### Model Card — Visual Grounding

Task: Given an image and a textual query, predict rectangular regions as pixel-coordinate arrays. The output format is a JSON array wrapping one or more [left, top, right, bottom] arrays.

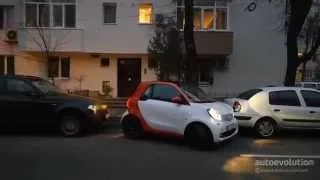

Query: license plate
[[226, 124, 234, 131]]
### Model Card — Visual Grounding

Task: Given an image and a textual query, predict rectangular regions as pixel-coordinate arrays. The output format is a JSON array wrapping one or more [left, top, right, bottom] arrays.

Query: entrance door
[[117, 58, 141, 97]]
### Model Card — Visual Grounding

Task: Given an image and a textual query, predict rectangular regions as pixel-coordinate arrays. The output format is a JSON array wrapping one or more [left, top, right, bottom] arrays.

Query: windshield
[[180, 85, 214, 103], [31, 79, 63, 95]]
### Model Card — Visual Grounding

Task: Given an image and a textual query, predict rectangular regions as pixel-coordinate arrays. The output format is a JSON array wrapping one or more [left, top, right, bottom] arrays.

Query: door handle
[[310, 111, 316, 114], [273, 109, 280, 112]]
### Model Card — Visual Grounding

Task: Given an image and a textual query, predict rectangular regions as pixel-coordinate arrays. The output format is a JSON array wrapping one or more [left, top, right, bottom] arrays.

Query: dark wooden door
[[117, 58, 141, 97]]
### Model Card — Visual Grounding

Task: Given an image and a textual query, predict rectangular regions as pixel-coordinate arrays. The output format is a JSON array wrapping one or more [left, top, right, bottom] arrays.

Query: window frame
[[138, 3, 153, 25], [300, 90, 320, 107], [103, 2, 117, 25], [0, 55, 15, 76], [24, 0, 77, 28], [176, 1, 230, 31], [150, 84, 182, 103], [268, 90, 301, 107], [48, 56, 70, 79]]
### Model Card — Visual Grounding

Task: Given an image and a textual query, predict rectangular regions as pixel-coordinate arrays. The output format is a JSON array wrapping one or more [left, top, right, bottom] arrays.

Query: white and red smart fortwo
[[120, 81, 238, 148]]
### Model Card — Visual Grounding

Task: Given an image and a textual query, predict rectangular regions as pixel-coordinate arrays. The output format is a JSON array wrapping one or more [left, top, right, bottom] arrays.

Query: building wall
[[209, 0, 287, 97], [18, 0, 174, 54]]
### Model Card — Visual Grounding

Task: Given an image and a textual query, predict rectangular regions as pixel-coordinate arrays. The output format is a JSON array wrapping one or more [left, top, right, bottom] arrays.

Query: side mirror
[[171, 96, 186, 105]]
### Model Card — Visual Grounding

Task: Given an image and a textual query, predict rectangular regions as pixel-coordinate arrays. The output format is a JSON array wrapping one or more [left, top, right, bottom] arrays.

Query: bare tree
[[248, 0, 319, 86], [298, 11, 320, 81]]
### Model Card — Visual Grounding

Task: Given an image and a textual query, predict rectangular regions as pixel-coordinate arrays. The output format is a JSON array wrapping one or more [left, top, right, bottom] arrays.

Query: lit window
[[138, 3, 153, 24], [177, 0, 229, 31]]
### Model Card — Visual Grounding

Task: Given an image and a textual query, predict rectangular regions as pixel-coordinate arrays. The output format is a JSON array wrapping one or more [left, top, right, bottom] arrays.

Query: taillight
[[233, 101, 241, 112]]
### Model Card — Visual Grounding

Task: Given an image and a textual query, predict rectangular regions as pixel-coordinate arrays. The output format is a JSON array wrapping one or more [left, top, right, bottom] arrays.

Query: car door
[[0, 77, 11, 126], [4, 77, 43, 126], [299, 90, 320, 128], [268, 90, 306, 128], [138, 84, 189, 134]]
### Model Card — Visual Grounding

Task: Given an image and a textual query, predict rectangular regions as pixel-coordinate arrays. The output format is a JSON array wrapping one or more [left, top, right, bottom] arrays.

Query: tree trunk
[[284, 0, 313, 86], [184, 0, 198, 85]]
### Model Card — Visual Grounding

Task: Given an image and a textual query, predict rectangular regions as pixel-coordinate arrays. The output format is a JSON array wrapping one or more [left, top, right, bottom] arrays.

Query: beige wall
[[9, 52, 157, 98]]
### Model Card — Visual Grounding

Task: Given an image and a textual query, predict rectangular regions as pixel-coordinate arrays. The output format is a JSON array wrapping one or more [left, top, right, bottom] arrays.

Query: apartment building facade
[[0, 0, 286, 97]]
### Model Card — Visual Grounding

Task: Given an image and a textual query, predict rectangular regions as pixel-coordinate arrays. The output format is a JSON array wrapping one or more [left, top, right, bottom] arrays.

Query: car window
[[151, 84, 180, 102], [301, 90, 320, 107], [0, 77, 4, 94], [304, 83, 316, 89], [7, 78, 36, 94], [269, 90, 301, 106], [237, 89, 262, 100], [141, 85, 153, 99]]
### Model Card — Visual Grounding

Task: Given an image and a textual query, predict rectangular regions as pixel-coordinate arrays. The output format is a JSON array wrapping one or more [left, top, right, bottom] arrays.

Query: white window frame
[[0, 55, 15, 75], [103, 2, 117, 25], [48, 56, 71, 79], [24, 0, 77, 29], [176, 1, 230, 31]]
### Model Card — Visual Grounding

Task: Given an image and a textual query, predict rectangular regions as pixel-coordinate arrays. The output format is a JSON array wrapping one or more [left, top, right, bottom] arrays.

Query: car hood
[[45, 93, 104, 105], [194, 101, 234, 115]]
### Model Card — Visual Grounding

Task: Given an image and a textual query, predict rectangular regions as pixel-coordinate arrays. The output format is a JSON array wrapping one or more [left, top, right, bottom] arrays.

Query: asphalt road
[[0, 122, 320, 180]]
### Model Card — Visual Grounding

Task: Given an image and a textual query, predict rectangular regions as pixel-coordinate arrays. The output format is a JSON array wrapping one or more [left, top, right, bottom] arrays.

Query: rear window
[[269, 90, 301, 106], [237, 89, 262, 100]]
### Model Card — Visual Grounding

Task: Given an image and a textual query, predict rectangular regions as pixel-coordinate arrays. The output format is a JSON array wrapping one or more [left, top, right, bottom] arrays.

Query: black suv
[[0, 75, 110, 136]]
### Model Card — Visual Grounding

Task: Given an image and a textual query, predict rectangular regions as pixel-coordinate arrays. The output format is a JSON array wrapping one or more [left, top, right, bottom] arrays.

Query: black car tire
[[59, 115, 84, 137], [185, 123, 213, 150], [122, 116, 143, 139], [254, 118, 277, 138]]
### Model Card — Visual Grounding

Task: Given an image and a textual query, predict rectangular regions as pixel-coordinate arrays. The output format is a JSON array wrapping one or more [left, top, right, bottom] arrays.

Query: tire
[[59, 115, 84, 137], [121, 116, 143, 139], [254, 118, 277, 138], [185, 123, 213, 150]]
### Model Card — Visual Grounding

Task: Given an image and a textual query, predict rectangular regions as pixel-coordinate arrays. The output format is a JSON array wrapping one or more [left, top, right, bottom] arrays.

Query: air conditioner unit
[[4, 29, 18, 43]]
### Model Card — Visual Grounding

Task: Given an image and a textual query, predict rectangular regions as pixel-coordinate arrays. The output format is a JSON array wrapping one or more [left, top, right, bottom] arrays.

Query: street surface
[[0, 121, 320, 180]]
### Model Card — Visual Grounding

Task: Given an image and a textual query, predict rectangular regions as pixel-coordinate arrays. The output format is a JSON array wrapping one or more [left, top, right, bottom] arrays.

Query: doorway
[[117, 58, 141, 97]]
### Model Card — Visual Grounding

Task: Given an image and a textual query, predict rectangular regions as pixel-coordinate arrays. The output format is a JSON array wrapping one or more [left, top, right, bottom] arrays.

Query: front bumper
[[210, 118, 239, 143], [86, 109, 111, 124]]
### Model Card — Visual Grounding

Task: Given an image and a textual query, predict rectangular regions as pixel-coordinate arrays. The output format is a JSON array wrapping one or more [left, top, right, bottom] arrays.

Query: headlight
[[88, 104, 108, 113], [207, 108, 222, 121]]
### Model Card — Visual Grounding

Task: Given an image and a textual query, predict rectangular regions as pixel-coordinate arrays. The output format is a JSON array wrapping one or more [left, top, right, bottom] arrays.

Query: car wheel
[[255, 118, 277, 138], [60, 115, 83, 137], [185, 123, 213, 150], [122, 116, 143, 139]]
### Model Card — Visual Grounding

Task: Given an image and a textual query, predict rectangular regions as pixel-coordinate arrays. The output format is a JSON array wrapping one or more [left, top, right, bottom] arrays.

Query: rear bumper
[[234, 113, 261, 128]]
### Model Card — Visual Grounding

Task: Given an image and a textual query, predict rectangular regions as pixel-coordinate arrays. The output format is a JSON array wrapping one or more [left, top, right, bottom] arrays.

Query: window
[[0, 7, 3, 29], [301, 90, 320, 107], [152, 84, 180, 102], [7, 78, 35, 94], [138, 3, 153, 24], [237, 89, 263, 100], [141, 86, 153, 99], [48, 56, 70, 78], [103, 3, 117, 24], [61, 57, 70, 78], [0, 55, 15, 75], [177, 0, 229, 31], [198, 60, 213, 83], [25, 0, 76, 28], [269, 90, 301, 106], [100, 57, 110, 67]]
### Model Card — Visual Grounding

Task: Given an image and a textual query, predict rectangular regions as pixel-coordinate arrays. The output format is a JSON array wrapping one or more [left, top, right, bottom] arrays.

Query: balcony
[[18, 28, 85, 53], [182, 31, 234, 57]]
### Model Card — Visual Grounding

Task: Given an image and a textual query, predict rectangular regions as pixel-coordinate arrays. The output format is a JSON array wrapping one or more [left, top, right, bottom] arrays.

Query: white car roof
[[259, 86, 319, 92]]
